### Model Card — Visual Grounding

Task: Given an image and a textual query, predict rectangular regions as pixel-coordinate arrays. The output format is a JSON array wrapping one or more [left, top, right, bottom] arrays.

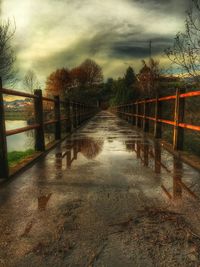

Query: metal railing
[[0, 78, 97, 179], [112, 88, 200, 152]]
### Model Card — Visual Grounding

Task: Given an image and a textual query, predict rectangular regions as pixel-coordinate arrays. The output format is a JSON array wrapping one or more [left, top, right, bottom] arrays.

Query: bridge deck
[[1, 111, 200, 266]]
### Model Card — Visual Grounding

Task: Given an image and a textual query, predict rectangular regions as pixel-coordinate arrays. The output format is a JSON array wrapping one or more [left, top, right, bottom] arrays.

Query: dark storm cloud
[[33, 23, 174, 76], [133, 0, 191, 10], [110, 36, 174, 58], [32, 25, 144, 72], [41, 0, 191, 70], [128, 0, 192, 22]]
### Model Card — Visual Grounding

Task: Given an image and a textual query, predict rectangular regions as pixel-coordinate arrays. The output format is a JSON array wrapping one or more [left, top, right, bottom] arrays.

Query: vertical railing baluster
[[130, 104, 132, 124], [173, 88, 185, 150], [154, 94, 162, 138], [34, 89, 45, 151], [54, 95, 61, 140], [76, 103, 78, 127], [65, 99, 71, 133], [143, 99, 149, 132], [136, 101, 139, 127], [78, 103, 81, 126], [76, 103, 79, 126], [0, 77, 9, 179], [132, 104, 135, 125], [70, 102, 74, 130], [72, 102, 75, 129]]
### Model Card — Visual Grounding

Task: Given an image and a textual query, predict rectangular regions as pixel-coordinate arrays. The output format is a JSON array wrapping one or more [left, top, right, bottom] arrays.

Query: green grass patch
[[8, 149, 35, 166]]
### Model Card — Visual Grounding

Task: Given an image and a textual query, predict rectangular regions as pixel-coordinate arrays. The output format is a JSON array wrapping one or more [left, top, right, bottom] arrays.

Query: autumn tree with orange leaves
[[45, 59, 103, 102], [137, 58, 160, 97], [70, 59, 103, 88], [45, 68, 71, 99]]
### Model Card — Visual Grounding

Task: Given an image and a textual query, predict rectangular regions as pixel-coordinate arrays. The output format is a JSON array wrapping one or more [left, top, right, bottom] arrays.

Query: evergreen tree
[[110, 79, 127, 106], [124, 66, 136, 88]]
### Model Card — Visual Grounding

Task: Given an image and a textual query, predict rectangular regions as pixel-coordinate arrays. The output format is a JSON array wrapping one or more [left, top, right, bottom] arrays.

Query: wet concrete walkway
[[1, 111, 200, 266]]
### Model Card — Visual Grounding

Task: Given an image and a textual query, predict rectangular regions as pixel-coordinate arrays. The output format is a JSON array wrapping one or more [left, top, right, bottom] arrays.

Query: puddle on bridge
[[1, 111, 200, 266]]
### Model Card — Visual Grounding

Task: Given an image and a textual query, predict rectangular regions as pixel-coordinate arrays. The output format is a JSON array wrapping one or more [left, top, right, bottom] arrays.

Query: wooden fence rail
[[0, 79, 97, 179], [112, 88, 200, 151]]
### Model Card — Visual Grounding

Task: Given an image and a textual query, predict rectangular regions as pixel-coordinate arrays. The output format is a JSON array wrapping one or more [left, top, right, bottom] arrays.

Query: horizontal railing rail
[[0, 78, 98, 179], [111, 88, 200, 152], [116, 90, 200, 106]]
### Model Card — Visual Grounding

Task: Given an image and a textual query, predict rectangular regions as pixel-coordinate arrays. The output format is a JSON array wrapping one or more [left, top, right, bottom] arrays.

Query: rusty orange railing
[[112, 89, 200, 151]]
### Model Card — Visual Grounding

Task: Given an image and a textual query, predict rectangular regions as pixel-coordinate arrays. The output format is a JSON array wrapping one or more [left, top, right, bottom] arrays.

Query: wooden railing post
[[78, 103, 81, 126], [80, 104, 82, 123], [65, 99, 71, 133], [136, 101, 139, 127], [0, 78, 9, 179], [34, 89, 45, 151], [154, 95, 162, 138], [75, 103, 78, 127], [80, 104, 83, 124], [70, 102, 74, 130], [71, 102, 74, 129], [54, 95, 61, 140], [73, 102, 77, 128], [143, 99, 149, 132], [76, 103, 79, 126], [129, 104, 131, 123], [127, 105, 129, 122], [82, 105, 85, 122], [132, 103, 135, 125], [173, 88, 185, 150]]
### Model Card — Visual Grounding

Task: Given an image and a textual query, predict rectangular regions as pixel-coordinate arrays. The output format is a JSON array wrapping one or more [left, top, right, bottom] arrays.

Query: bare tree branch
[[23, 70, 40, 93], [0, 19, 17, 85], [165, 0, 200, 84]]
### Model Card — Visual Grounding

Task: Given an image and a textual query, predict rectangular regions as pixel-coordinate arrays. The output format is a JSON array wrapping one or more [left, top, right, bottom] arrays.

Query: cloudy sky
[[1, 0, 191, 86]]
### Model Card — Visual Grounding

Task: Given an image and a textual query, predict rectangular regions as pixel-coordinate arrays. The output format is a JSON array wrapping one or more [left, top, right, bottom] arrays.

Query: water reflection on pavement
[[1, 111, 200, 266]]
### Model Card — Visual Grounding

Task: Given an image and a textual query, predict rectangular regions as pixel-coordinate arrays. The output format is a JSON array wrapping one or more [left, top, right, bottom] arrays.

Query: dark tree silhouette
[[0, 20, 16, 85], [124, 66, 136, 88], [137, 59, 160, 97], [165, 0, 200, 83]]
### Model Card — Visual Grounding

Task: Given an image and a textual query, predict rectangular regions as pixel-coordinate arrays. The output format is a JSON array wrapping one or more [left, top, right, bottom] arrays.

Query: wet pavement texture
[[1, 111, 200, 266]]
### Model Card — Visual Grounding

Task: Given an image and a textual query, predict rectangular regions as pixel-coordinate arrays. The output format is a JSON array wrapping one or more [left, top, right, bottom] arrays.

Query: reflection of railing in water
[[0, 79, 98, 179], [127, 140, 198, 201], [38, 193, 52, 211], [129, 140, 167, 173], [55, 137, 104, 171]]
